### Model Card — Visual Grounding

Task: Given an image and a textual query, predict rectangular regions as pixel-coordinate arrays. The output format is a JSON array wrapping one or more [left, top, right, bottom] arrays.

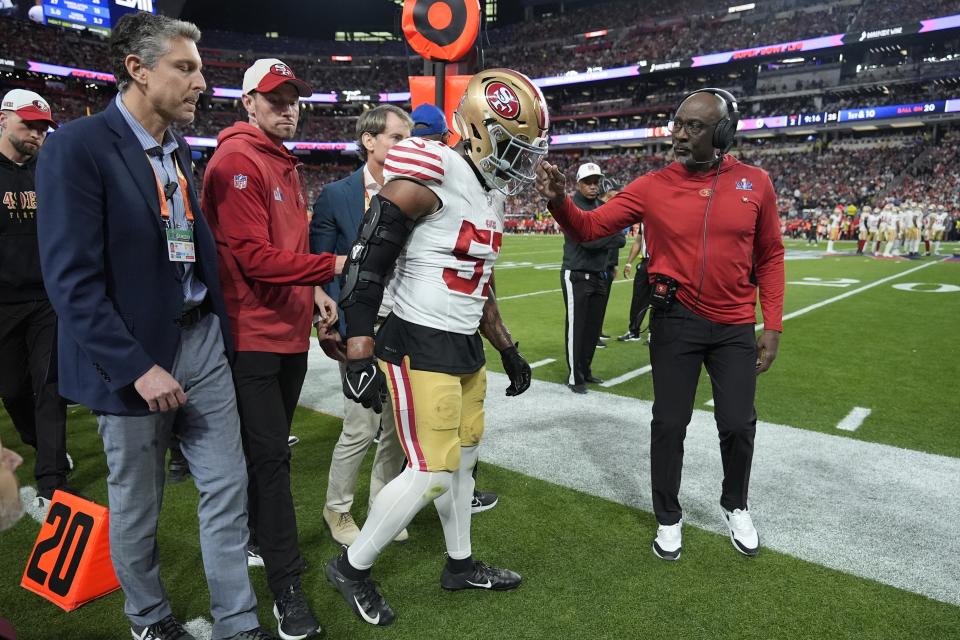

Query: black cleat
[[273, 583, 321, 639], [567, 383, 587, 394], [325, 553, 395, 626], [471, 491, 498, 514], [441, 560, 521, 591], [131, 615, 196, 640], [584, 375, 604, 384]]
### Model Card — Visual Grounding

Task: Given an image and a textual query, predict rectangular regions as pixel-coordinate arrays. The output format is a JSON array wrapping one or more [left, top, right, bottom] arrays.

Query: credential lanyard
[[149, 154, 195, 227]]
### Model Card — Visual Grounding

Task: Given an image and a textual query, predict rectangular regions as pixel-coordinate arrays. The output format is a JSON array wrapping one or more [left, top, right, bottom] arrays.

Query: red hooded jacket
[[202, 122, 335, 353], [549, 155, 785, 331]]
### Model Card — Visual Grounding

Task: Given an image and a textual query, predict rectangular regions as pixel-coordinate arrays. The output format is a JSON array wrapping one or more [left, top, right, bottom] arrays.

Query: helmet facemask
[[475, 123, 548, 196]]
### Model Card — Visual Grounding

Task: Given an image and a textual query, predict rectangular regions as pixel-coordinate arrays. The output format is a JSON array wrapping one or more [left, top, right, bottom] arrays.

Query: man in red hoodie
[[536, 89, 784, 562], [202, 58, 344, 640]]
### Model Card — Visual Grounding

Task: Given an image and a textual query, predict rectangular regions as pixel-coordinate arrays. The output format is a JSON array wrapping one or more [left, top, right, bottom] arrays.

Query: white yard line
[[603, 259, 948, 387], [599, 365, 652, 387], [837, 407, 872, 432], [184, 618, 213, 640], [756, 258, 946, 331], [499, 278, 629, 301], [528, 358, 556, 369]]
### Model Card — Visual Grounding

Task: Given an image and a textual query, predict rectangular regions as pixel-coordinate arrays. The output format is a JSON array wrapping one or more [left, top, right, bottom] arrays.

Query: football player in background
[[881, 203, 898, 257], [324, 69, 546, 626], [825, 206, 842, 253], [931, 208, 948, 255], [856, 205, 871, 255]]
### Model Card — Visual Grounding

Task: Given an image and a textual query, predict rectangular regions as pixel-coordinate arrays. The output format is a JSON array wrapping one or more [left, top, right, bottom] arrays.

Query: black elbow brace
[[340, 194, 415, 338]]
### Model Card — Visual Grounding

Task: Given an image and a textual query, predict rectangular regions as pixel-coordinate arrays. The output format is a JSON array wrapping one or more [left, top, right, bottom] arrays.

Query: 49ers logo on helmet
[[484, 81, 520, 120], [271, 63, 293, 77]]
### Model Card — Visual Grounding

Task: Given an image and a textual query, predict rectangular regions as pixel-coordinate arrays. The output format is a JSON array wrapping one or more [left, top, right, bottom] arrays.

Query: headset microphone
[[679, 87, 740, 314]]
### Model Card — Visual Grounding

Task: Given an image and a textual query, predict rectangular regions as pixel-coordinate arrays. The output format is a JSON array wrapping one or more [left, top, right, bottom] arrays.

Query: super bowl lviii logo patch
[[485, 81, 520, 120], [233, 174, 248, 190], [736, 178, 753, 191]]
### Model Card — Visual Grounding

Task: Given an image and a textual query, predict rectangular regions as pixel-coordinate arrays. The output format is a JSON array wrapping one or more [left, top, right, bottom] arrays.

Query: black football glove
[[343, 356, 385, 413], [500, 342, 531, 397]]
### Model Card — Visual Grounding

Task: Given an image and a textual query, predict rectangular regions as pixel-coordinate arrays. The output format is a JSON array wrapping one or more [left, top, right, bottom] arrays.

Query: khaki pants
[[325, 360, 406, 513]]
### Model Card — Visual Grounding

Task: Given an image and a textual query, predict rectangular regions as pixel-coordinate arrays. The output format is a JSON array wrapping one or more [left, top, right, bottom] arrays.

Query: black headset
[[677, 88, 740, 312], [683, 87, 740, 153]]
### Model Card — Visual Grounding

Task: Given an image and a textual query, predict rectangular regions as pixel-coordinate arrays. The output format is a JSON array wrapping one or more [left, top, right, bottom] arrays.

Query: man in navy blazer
[[309, 105, 412, 546], [35, 13, 271, 640]]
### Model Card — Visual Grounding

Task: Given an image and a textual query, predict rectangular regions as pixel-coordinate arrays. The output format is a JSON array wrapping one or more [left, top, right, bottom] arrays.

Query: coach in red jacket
[[202, 58, 344, 639], [536, 89, 784, 562]]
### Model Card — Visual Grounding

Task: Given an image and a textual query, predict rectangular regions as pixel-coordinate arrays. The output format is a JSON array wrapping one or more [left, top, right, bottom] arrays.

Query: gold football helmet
[[454, 68, 550, 195]]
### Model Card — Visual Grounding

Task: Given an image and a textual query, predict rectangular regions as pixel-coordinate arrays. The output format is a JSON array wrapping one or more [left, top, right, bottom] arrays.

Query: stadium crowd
[[4, 0, 960, 95]]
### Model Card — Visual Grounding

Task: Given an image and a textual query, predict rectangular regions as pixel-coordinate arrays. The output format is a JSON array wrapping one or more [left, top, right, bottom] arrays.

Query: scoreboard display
[[42, 0, 156, 37]]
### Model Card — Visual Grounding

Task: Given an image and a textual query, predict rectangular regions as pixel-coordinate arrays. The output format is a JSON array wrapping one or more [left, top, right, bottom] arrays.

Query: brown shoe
[[323, 507, 360, 545]]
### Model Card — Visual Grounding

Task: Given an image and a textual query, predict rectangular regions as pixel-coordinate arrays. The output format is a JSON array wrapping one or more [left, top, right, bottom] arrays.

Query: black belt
[[175, 297, 212, 329]]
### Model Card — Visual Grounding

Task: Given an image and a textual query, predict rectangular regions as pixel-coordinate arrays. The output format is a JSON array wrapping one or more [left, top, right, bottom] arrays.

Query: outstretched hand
[[535, 161, 567, 207]]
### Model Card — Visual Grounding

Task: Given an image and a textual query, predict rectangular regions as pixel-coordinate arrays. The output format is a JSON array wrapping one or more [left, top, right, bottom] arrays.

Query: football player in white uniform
[[880, 204, 898, 257], [932, 209, 948, 255], [826, 206, 843, 253], [324, 69, 549, 627]]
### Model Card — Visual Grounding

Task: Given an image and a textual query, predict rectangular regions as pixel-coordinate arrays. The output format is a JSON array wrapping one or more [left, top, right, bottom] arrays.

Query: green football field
[[2, 235, 959, 639]]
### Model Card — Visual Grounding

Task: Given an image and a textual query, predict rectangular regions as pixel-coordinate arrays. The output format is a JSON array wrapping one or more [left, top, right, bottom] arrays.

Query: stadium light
[[728, 3, 755, 13]]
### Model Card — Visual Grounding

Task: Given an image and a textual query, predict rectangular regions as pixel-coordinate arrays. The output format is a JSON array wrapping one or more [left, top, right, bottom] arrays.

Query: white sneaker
[[721, 506, 759, 556], [652, 520, 682, 560]]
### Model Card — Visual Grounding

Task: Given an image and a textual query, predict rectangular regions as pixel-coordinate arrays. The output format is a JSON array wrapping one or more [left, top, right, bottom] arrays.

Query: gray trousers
[[325, 360, 406, 513], [98, 313, 258, 639]]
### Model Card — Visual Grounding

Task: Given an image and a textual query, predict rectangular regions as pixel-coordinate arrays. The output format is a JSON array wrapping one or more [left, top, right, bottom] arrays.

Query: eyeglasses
[[669, 118, 718, 136]]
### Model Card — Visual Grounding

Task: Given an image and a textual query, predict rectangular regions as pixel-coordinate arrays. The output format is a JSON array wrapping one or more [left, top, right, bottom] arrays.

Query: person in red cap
[[202, 57, 342, 640], [0, 89, 73, 512]]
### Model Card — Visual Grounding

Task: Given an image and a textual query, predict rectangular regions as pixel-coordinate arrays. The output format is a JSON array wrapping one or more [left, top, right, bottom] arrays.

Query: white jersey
[[902, 210, 919, 229], [382, 137, 505, 335], [878, 210, 894, 231], [865, 213, 879, 232], [933, 212, 948, 230], [829, 213, 842, 229]]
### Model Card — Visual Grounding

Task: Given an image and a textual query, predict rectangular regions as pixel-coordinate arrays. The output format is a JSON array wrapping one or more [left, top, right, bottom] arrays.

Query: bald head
[[671, 91, 731, 172], [677, 91, 729, 122]]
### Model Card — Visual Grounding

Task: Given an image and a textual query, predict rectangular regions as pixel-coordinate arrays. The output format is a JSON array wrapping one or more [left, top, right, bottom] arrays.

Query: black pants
[[648, 303, 757, 525], [596, 266, 616, 337], [628, 260, 652, 334], [0, 299, 68, 493], [561, 269, 606, 386], [233, 350, 308, 597]]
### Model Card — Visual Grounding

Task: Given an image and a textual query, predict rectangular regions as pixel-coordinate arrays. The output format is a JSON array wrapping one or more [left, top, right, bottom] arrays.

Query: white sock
[[434, 445, 479, 561], [348, 466, 451, 570], [884, 240, 894, 256], [913, 238, 921, 254], [826, 240, 834, 253], [934, 240, 941, 253]]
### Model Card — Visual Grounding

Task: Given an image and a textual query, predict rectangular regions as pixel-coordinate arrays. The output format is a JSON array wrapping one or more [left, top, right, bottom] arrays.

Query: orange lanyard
[[149, 154, 195, 225]]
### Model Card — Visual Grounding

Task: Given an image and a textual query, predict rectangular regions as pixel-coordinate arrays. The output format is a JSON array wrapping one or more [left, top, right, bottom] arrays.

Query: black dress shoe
[[567, 383, 587, 394], [585, 375, 604, 384]]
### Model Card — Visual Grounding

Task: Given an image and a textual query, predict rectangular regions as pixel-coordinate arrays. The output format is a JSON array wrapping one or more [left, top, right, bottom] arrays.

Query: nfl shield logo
[[233, 174, 248, 190], [736, 178, 753, 191]]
